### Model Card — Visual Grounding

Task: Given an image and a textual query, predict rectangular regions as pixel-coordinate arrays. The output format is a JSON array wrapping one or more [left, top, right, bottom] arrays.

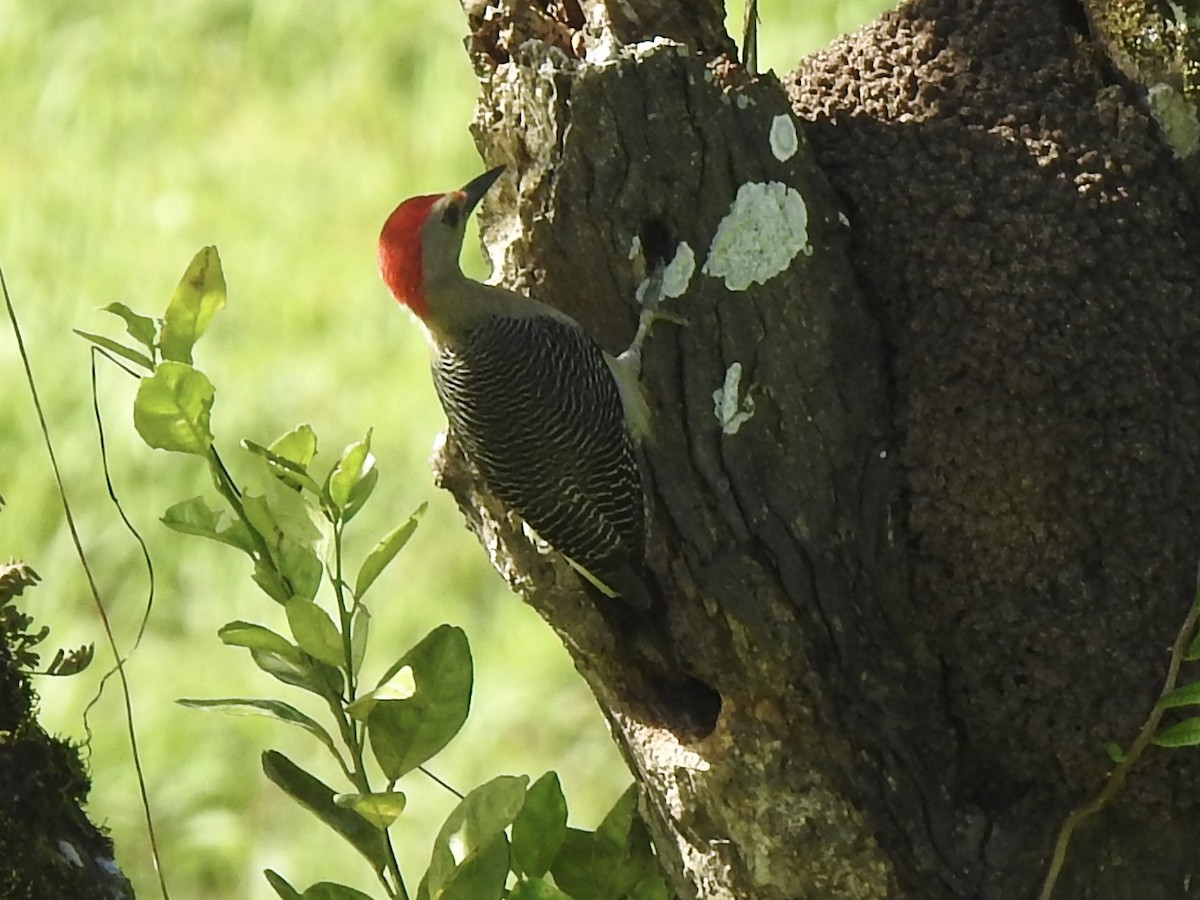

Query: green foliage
[[1152, 593, 1200, 749], [133, 361, 216, 455], [1155, 679, 1200, 711], [423, 775, 527, 899], [159, 246, 226, 365], [90, 248, 669, 899], [356, 506, 426, 601], [551, 788, 667, 900], [1151, 716, 1200, 748], [265, 870, 377, 900], [368, 625, 473, 782], [513, 773, 568, 879], [0, 560, 93, 676], [1186, 625, 1200, 661], [263, 749, 392, 876]]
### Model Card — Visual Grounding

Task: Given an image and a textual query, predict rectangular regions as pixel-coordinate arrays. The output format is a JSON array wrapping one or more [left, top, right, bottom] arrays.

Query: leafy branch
[[80, 246, 671, 900]]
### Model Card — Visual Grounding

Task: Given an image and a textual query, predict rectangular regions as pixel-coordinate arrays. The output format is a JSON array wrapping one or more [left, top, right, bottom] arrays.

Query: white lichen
[[703, 181, 811, 291], [586, 28, 684, 66], [97, 856, 123, 876], [712, 362, 756, 434], [769, 114, 798, 161], [57, 841, 83, 867], [635, 240, 696, 304], [581, 2, 622, 65], [584, 32, 620, 65], [661, 241, 695, 299], [632, 36, 685, 57], [633, 36, 681, 55]]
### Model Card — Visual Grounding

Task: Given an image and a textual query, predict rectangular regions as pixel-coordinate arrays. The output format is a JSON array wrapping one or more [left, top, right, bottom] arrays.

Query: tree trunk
[[0, 562, 135, 899], [440, 1, 1200, 897]]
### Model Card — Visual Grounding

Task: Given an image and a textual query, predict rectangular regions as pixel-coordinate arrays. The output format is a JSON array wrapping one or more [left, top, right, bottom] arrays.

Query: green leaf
[[1103, 741, 1126, 764], [253, 559, 293, 604], [1186, 626, 1200, 662], [325, 432, 375, 519], [262, 750, 387, 874], [595, 785, 639, 848], [1158, 680, 1200, 710], [346, 665, 416, 721], [74, 330, 153, 371], [133, 361, 215, 455], [251, 648, 344, 702], [244, 438, 322, 495], [102, 301, 157, 350], [551, 787, 655, 900], [551, 829, 622, 900], [621, 809, 666, 895], [177, 698, 342, 764], [162, 496, 256, 555], [285, 599, 345, 668], [242, 486, 320, 545], [242, 493, 323, 602], [629, 873, 671, 900], [507, 879, 574, 900], [45, 644, 95, 677], [355, 503, 427, 600], [333, 790, 407, 829], [161, 246, 226, 364], [218, 620, 301, 661], [264, 869, 302, 900], [298, 883, 376, 900], [367, 625, 473, 780], [1153, 715, 1200, 748], [277, 540, 323, 601], [264, 872, 375, 900], [513, 772, 568, 878], [350, 606, 370, 677], [597, 786, 663, 894], [436, 833, 509, 900], [270, 423, 318, 467], [343, 467, 378, 523], [427, 775, 527, 899]]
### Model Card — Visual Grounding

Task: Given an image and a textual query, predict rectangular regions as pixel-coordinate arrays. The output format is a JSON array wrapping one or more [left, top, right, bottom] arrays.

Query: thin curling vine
[[80, 247, 671, 900]]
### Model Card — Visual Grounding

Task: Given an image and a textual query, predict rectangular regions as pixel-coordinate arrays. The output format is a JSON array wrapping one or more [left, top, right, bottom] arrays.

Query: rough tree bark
[[438, 1, 1200, 897], [0, 562, 134, 899]]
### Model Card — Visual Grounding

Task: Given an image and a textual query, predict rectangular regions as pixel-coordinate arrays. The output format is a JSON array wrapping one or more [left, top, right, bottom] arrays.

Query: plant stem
[[332, 519, 358, 701], [419, 765, 464, 800], [207, 450, 284, 593], [330, 516, 409, 900], [4, 266, 172, 899]]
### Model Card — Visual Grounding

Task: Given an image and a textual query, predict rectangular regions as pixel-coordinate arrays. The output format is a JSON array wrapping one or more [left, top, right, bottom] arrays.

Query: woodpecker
[[378, 167, 656, 611]]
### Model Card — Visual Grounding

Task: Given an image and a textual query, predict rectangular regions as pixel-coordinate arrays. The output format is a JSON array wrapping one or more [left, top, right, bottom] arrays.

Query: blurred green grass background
[[0, 1, 892, 897]]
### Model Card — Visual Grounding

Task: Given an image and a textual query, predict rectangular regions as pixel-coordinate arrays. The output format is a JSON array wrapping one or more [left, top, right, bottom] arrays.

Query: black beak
[[460, 166, 505, 214]]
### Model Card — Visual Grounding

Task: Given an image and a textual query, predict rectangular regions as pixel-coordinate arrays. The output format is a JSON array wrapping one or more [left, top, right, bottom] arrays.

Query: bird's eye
[[441, 202, 462, 230]]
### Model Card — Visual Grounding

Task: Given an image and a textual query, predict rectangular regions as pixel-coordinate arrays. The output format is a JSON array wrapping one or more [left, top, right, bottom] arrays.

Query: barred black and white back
[[432, 313, 650, 609]]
